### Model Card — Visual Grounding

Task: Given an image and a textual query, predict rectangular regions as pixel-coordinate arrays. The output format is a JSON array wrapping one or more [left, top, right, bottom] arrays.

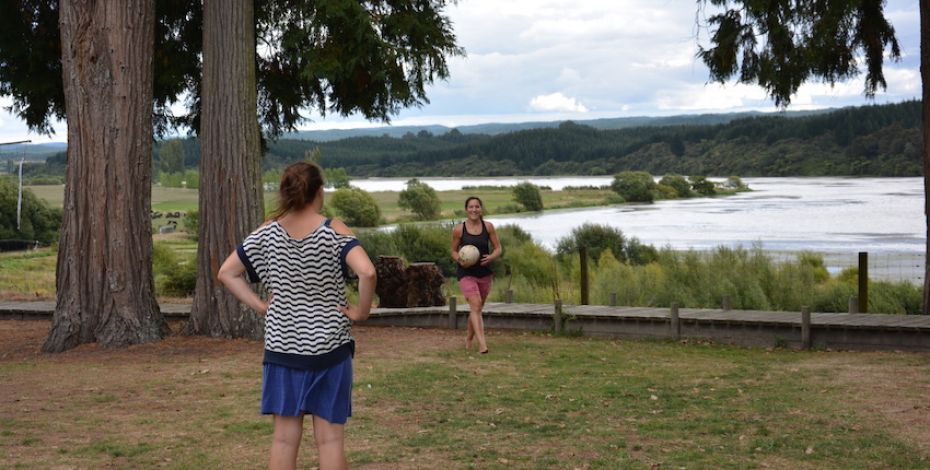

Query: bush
[[512, 181, 544, 211], [182, 210, 199, 236], [689, 175, 716, 195], [398, 178, 441, 220], [555, 223, 654, 265], [329, 187, 381, 227], [392, 223, 456, 275], [659, 174, 693, 198], [0, 176, 62, 244], [610, 171, 656, 202], [152, 242, 197, 297], [354, 229, 399, 264]]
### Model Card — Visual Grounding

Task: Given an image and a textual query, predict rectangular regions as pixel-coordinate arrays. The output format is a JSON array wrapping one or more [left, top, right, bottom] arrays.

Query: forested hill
[[264, 100, 922, 177], [282, 108, 829, 141]]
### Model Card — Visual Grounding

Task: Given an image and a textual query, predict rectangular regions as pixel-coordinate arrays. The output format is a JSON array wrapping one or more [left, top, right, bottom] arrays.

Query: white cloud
[[1, 0, 921, 136], [529, 92, 589, 113]]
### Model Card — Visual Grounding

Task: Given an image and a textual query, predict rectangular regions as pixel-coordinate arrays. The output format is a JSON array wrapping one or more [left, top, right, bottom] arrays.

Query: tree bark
[[45, 0, 167, 352], [185, 0, 264, 338], [922, 0, 930, 314]]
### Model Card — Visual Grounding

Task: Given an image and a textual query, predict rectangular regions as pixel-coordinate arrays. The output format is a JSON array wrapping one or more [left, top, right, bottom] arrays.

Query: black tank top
[[456, 220, 493, 279]]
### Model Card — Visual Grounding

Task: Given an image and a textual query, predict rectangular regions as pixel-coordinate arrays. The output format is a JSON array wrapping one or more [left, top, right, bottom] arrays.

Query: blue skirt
[[261, 357, 353, 424]]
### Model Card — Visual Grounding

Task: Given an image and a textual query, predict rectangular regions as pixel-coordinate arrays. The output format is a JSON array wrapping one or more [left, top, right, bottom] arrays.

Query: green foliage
[[726, 175, 746, 190], [689, 175, 716, 195], [152, 242, 197, 297], [158, 170, 199, 189], [610, 171, 656, 202], [697, 1, 900, 108], [0, 177, 61, 244], [511, 181, 544, 211], [260, 101, 921, 178], [354, 228, 399, 264], [555, 223, 656, 265], [391, 223, 456, 275], [253, 1, 463, 136], [659, 174, 693, 198], [324, 167, 350, 189], [397, 178, 441, 220], [157, 139, 185, 174], [182, 210, 199, 236], [328, 187, 381, 227]]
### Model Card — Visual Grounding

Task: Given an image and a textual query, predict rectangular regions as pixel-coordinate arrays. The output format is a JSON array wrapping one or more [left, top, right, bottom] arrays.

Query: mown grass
[[2, 329, 928, 469], [355, 336, 928, 469]]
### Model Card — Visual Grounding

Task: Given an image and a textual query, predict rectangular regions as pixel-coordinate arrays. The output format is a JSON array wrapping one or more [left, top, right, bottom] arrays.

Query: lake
[[356, 176, 925, 284]]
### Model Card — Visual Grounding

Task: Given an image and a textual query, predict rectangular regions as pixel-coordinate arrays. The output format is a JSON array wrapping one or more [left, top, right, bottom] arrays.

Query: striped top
[[237, 219, 360, 370]]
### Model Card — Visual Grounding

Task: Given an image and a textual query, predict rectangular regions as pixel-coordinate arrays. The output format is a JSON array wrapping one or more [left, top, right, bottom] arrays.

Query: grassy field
[[2, 322, 929, 469], [26, 184, 616, 225]]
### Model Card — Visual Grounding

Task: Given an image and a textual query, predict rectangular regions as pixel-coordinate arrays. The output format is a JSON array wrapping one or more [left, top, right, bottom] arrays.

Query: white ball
[[458, 245, 480, 268]]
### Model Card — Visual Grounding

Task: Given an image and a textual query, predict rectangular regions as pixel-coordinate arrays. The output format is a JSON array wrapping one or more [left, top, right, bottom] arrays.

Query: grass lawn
[[1, 322, 929, 469]]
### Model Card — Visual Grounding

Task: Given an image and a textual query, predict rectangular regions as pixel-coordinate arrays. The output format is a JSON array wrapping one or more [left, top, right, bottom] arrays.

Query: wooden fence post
[[580, 247, 589, 305], [858, 251, 868, 313], [448, 296, 457, 329], [670, 302, 680, 340], [554, 299, 563, 333], [801, 306, 811, 350]]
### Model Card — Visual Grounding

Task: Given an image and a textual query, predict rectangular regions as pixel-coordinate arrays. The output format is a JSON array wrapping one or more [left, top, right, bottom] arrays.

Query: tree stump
[[374, 257, 446, 308], [375, 256, 408, 308], [406, 263, 446, 307]]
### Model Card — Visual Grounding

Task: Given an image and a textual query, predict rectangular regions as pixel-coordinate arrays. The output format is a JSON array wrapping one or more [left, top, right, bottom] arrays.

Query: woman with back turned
[[218, 161, 376, 470], [450, 196, 502, 354]]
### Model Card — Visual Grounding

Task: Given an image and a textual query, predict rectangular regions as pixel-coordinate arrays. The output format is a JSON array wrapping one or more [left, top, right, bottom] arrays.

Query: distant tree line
[[266, 100, 922, 177], [13, 100, 922, 182]]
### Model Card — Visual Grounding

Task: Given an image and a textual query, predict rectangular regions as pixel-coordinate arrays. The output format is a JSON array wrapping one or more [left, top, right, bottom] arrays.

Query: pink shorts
[[459, 276, 492, 302]]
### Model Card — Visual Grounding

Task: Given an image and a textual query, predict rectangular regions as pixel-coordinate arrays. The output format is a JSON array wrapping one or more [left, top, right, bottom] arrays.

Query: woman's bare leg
[[466, 295, 488, 353], [269, 414, 303, 470], [312, 415, 347, 470]]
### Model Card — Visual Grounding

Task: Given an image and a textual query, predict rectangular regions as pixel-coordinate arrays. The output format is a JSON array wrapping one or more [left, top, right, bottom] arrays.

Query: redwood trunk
[[185, 0, 264, 338], [922, 0, 930, 314], [45, 0, 166, 352]]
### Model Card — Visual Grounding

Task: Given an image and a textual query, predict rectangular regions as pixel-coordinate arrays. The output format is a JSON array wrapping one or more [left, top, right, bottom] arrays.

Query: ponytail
[[272, 162, 325, 218]]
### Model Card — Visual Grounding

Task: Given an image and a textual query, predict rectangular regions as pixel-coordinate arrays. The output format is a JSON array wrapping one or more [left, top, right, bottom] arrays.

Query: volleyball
[[458, 245, 480, 268]]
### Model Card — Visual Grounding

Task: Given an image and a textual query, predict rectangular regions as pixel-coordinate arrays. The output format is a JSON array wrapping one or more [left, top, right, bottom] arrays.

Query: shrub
[[152, 242, 197, 297], [555, 223, 656, 266], [512, 181, 544, 211], [392, 223, 456, 275], [398, 178, 441, 220], [659, 174, 693, 198], [182, 210, 199, 236], [0, 176, 62, 244], [329, 187, 381, 227], [354, 229, 399, 264], [610, 171, 656, 202], [689, 175, 716, 195]]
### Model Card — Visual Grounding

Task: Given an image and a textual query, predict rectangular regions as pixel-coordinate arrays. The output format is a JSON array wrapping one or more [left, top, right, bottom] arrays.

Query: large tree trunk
[[45, 0, 167, 352], [922, 0, 930, 314], [185, 0, 264, 338]]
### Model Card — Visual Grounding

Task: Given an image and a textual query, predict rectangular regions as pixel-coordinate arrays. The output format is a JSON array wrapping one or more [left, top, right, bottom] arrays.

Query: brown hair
[[464, 196, 483, 210], [272, 162, 325, 218]]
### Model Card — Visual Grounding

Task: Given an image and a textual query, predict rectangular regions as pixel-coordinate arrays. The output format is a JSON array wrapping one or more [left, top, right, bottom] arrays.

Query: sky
[[0, 0, 921, 144]]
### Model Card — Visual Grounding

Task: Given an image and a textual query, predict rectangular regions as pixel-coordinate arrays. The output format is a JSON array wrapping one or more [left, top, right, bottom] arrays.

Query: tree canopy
[[0, 0, 463, 138]]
